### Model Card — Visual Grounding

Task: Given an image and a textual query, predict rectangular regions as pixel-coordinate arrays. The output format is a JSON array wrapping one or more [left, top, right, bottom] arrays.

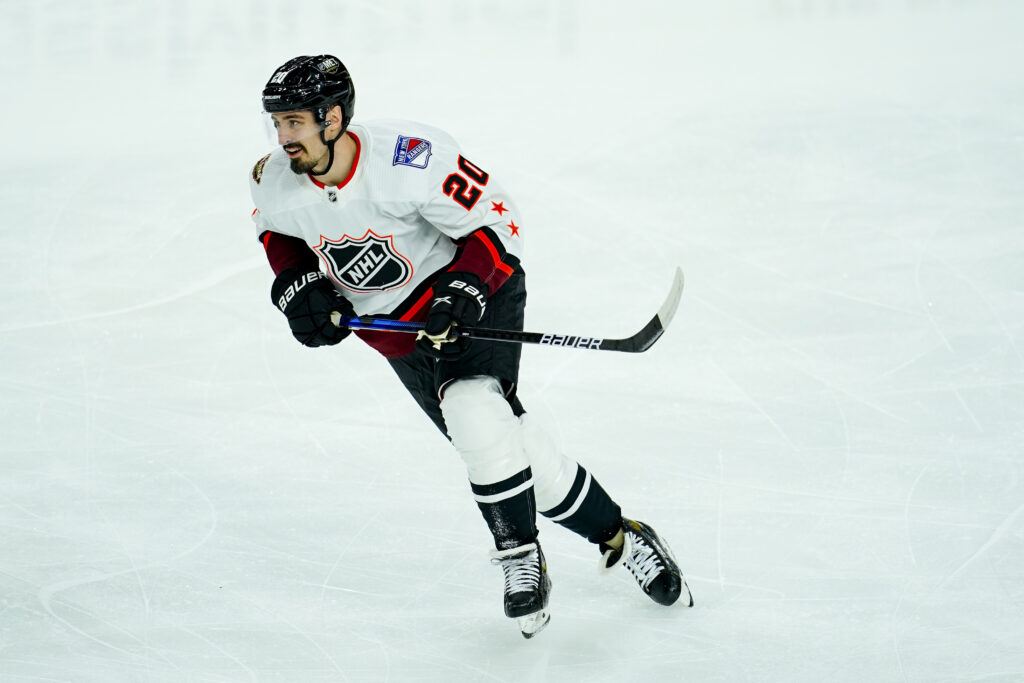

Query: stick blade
[[657, 267, 685, 330], [610, 267, 685, 353]]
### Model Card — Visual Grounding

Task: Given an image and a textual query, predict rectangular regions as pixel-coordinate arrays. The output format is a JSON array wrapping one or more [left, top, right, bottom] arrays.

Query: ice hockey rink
[[2, 1, 1022, 681]]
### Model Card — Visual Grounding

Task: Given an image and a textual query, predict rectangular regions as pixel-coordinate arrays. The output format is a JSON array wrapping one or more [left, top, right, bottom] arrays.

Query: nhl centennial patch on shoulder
[[252, 153, 271, 184], [392, 135, 432, 169]]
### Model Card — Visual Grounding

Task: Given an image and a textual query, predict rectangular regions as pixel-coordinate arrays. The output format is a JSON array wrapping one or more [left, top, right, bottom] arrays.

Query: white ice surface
[[2, 1, 1023, 681]]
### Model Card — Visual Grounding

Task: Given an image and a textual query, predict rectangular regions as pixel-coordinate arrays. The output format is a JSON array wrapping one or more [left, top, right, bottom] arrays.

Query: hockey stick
[[330, 267, 684, 353]]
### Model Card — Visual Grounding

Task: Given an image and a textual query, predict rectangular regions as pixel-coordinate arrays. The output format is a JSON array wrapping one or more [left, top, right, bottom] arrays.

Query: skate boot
[[490, 542, 552, 638], [599, 518, 693, 607]]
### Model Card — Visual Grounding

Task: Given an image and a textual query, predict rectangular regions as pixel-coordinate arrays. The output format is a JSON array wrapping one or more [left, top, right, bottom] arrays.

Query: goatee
[[289, 156, 320, 174], [286, 146, 328, 175]]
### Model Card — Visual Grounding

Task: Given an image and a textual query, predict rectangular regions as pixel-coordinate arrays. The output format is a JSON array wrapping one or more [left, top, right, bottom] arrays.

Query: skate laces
[[492, 545, 542, 594], [624, 533, 664, 590]]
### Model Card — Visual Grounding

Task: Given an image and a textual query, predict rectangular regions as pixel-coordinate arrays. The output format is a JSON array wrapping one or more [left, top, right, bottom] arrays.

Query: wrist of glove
[[416, 271, 488, 359], [271, 269, 355, 347]]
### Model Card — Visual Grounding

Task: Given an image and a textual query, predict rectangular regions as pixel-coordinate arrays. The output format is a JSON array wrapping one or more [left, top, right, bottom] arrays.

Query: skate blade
[[517, 610, 551, 639]]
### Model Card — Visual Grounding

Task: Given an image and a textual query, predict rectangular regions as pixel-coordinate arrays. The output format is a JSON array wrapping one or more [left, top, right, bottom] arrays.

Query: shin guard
[[442, 376, 537, 549], [520, 413, 621, 544]]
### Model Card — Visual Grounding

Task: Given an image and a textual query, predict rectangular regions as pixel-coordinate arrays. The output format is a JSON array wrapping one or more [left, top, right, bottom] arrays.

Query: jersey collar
[[307, 132, 362, 190]]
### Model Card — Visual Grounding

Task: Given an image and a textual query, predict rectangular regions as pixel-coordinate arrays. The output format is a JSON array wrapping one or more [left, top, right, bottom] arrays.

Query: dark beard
[[286, 145, 329, 175], [289, 155, 321, 174]]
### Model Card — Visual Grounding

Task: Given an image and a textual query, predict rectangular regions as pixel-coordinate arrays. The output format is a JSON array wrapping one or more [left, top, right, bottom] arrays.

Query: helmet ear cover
[[314, 104, 343, 130]]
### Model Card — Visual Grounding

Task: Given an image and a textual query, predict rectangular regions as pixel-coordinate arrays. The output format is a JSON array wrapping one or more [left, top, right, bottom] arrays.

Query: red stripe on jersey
[[476, 231, 514, 277], [449, 228, 515, 294], [401, 287, 436, 321]]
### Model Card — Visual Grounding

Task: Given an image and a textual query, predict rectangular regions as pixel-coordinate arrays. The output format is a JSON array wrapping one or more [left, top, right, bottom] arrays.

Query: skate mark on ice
[[37, 465, 217, 663], [317, 508, 388, 607], [683, 470, 991, 516], [941, 255, 1024, 367], [912, 228, 955, 354], [697, 295, 912, 424], [179, 626, 259, 682], [953, 389, 984, 433], [711, 577, 787, 605], [889, 572, 913, 683], [902, 464, 930, 568], [175, 567, 352, 681], [715, 448, 726, 591], [710, 357, 799, 451], [39, 597, 186, 673], [0, 259, 265, 332], [870, 340, 948, 384], [826, 391, 853, 493], [940, 502, 1024, 588]]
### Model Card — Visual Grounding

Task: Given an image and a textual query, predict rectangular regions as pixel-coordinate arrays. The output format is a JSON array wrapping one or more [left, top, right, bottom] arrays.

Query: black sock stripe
[[540, 465, 588, 519], [470, 467, 532, 498]]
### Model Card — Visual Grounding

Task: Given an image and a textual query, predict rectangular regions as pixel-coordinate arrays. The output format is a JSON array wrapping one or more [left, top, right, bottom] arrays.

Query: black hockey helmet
[[262, 55, 355, 130]]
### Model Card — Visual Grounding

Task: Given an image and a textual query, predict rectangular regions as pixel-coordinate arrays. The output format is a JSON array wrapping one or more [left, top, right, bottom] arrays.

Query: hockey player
[[250, 55, 693, 638]]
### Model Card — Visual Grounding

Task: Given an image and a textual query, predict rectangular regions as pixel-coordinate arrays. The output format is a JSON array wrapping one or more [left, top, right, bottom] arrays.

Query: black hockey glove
[[271, 269, 355, 347], [416, 271, 488, 360]]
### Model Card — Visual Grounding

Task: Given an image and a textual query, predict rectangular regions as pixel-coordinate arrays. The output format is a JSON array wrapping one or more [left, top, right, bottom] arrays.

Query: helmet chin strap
[[311, 126, 339, 178], [310, 125, 340, 178]]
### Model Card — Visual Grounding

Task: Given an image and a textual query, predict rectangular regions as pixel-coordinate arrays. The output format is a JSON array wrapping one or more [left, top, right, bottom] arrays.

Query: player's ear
[[328, 104, 344, 130]]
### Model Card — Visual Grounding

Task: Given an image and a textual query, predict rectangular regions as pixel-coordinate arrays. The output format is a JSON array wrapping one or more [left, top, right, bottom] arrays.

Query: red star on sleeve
[[507, 220, 520, 237], [491, 201, 509, 216]]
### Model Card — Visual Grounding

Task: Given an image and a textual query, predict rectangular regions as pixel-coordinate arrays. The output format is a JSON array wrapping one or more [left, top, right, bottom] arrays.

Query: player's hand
[[271, 269, 355, 347], [416, 271, 488, 359]]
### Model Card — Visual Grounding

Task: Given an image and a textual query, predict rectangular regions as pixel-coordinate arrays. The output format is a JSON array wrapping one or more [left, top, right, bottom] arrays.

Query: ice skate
[[599, 518, 693, 607], [491, 542, 552, 638]]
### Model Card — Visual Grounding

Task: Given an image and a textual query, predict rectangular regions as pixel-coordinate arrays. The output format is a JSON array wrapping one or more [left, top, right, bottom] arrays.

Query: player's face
[[270, 110, 328, 174]]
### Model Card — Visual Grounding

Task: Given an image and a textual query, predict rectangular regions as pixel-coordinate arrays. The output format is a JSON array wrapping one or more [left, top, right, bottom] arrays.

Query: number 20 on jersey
[[443, 156, 490, 211]]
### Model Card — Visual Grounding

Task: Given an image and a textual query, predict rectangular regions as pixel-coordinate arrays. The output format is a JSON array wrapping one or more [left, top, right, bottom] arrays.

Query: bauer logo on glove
[[416, 271, 489, 359], [270, 268, 356, 348], [275, 271, 328, 312]]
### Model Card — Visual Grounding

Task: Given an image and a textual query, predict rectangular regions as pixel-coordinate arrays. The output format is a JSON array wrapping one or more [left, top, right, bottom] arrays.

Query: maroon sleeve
[[259, 230, 319, 275], [448, 226, 521, 295]]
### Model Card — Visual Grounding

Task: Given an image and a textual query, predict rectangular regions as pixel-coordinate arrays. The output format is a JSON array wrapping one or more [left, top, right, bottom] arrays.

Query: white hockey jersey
[[250, 119, 524, 333]]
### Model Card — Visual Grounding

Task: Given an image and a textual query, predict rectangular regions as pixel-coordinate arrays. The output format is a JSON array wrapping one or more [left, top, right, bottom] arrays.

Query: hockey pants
[[386, 269, 621, 550]]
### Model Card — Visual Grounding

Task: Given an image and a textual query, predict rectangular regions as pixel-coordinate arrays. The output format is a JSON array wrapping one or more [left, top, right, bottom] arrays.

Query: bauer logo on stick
[[393, 135, 433, 168], [539, 334, 604, 350]]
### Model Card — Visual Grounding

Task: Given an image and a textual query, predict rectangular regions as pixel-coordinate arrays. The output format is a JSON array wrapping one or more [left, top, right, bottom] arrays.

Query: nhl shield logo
[[315, 229, 413, 293]]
